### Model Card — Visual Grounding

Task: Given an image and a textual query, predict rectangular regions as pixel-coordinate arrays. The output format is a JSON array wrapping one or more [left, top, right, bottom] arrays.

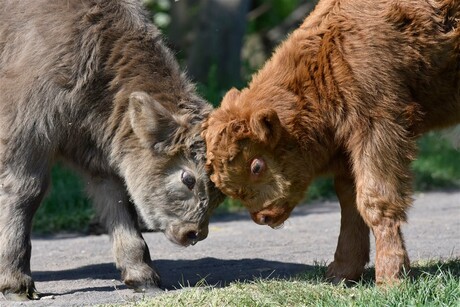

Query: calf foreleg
[[85, 177, 161, 292], [348, 119, 413, 284], [0, 162, 49, 300], [326, 169, 370, 283]]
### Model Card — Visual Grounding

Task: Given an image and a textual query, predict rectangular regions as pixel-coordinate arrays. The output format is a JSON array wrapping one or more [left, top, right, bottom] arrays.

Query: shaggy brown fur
[[0, 0, 223, 300], [204, 0, 460, 284]]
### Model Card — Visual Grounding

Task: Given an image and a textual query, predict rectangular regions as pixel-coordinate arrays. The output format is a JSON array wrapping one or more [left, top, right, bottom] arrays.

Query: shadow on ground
[[33, 257, 312, 294]]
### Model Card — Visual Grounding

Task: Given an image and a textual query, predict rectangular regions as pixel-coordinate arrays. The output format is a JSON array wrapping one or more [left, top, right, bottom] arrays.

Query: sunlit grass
[[106, 259, 460, 307], [412, 132, 460, 190]]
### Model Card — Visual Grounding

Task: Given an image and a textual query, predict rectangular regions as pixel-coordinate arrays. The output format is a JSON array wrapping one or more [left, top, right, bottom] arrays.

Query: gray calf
[[0, 0, 224, 300]]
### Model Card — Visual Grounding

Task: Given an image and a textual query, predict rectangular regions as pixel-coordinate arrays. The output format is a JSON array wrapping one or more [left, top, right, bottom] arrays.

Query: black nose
[[186, 231, 198, 241]]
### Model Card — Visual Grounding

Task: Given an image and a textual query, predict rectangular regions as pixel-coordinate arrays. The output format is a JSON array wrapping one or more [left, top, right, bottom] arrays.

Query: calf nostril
[[186, 231, 198, 241], [259, 215, 270, 225]]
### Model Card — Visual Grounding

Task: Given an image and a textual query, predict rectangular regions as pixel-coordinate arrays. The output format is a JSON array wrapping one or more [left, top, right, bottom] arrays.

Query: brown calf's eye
[[181, 170, 196, 190], [250, 158, 265, 176]]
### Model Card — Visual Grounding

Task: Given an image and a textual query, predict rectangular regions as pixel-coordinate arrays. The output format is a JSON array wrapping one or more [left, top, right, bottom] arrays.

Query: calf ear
[[220, 87, 241, 107], [128, 91, 178, 153], [249, 109, 282, 148]]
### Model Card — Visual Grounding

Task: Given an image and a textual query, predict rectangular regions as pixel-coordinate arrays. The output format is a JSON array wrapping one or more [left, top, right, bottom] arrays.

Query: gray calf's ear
[[129, 91, 178, 153]]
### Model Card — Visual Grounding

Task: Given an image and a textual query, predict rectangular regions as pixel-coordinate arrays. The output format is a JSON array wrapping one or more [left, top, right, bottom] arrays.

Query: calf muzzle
[[250, 203, 293, 228], [167, 223, 209, 246]]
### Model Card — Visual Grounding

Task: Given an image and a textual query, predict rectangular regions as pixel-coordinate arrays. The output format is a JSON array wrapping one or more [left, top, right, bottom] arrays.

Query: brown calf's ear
[[249, 109, 282, 148], [129, 91, 178, 153], [220, 87, 241, 107]]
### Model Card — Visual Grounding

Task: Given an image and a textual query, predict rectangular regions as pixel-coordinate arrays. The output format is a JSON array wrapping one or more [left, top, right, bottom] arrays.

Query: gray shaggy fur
[[0, 0, 224, 300]]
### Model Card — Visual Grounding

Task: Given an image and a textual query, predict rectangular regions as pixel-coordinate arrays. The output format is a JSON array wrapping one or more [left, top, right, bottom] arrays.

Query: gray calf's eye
[[181, 170, 196, 190]]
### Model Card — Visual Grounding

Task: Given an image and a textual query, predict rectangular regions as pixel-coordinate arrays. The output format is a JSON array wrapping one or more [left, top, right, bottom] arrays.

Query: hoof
[[326, 261, 363, 286], [124, 274, 163, 295], [326, 275, 347, 285], [3, 287, 41, 301]]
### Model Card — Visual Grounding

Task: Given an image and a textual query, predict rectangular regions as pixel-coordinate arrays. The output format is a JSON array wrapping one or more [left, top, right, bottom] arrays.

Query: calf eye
[[250, 158, 265, 176], [181, 170, 196, 190]]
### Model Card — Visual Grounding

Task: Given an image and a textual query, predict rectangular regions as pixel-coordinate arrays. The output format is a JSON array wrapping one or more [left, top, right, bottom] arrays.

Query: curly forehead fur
[[202, 86, 306, 208], [203, 85, 299, 163]]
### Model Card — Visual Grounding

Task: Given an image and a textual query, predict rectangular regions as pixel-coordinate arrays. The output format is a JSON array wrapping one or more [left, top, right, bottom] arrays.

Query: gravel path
[[2, 190, 459, 306]]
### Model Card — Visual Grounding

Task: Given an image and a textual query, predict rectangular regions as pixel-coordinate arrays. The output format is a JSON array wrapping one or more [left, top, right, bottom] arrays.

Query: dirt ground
[[1, 190, 459, 306]]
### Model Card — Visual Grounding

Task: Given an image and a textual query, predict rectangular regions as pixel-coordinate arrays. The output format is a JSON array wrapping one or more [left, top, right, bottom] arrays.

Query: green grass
[[412, 132, 460, 190], [108, 259, 460, 307]]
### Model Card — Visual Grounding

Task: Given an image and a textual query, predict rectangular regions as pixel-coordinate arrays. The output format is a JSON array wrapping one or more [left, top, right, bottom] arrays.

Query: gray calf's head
[[119, 91, 224, 246]]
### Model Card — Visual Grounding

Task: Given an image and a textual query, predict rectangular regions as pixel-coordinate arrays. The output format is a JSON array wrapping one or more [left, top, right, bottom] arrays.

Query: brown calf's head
[[118, 91, 224, 246], [203, 88, 312, 228]]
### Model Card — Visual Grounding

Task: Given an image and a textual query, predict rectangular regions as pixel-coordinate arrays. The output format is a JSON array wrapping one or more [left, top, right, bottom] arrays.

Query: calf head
[[203, 88, 313, 228], [117, 92, 224, 246]]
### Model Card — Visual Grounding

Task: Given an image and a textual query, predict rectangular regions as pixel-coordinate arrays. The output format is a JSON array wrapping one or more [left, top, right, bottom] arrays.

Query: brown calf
[[204, 0, 460, 284]]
